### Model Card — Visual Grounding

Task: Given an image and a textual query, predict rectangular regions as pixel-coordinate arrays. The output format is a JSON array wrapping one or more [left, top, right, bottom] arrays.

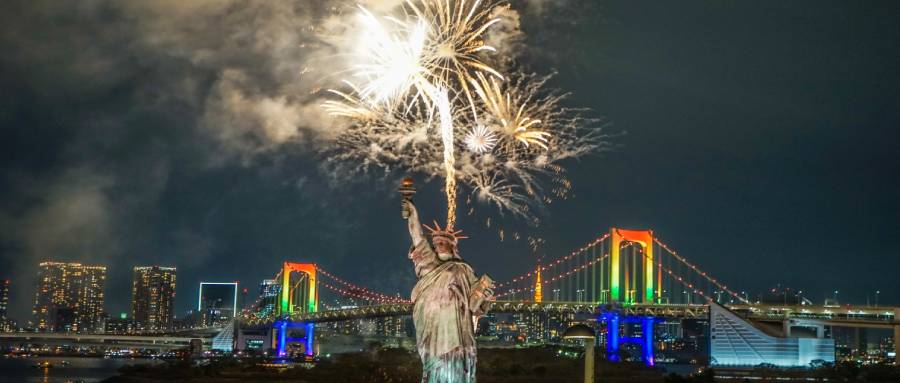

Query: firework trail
[[435, 87, 459, 228], [322, 0, 606, 234]]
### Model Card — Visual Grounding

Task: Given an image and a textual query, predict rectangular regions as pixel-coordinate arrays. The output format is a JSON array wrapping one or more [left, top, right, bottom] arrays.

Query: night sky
[[1, 0, 898, 321]]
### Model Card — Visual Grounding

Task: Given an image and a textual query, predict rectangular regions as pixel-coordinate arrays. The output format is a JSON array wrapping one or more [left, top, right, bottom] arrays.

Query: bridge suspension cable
[[654, 238, 749, 304], [318, 280, 409, 304], [496, 251, 611, 299], [637, 248, 717, 304], [496, 233, 610, 289], [317, 267, 410, 304]]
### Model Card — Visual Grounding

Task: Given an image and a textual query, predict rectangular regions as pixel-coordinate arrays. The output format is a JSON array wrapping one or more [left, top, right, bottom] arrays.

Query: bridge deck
[[242, 302, 898, 328]]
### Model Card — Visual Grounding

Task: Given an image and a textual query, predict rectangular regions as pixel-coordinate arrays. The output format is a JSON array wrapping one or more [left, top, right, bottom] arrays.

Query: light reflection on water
[[0, 356, 162, 383]]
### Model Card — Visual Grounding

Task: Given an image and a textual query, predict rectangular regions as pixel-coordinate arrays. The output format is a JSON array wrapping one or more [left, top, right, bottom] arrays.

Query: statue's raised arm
[[403, 199, 425, 247]]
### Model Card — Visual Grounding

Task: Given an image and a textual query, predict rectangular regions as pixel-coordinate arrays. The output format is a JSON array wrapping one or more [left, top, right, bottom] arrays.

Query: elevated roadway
[[242, 301, 898, 329]]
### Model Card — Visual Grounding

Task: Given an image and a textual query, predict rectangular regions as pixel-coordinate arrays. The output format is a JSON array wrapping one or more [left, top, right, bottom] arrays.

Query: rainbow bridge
[[238, 228, 900, 367]]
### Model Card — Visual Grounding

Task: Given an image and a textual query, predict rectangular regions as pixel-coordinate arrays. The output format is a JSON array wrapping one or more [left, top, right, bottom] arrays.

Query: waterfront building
[[475, 313, 496, 337], [198, 282, 238, 326], [709, 303, 834, 367], [374, 315, 407, 337], [321, 299, 364, 335], [131, 266, 177, 331], [514, 312, 549, 343], [105, 313, 137, 334], [495, 320, 518, 342], [32, 261, 107, 332], [173, 309, 201, 330]]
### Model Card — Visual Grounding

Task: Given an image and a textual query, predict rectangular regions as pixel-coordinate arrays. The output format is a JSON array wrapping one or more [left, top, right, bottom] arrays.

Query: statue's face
[[434, 238, 456, 256]]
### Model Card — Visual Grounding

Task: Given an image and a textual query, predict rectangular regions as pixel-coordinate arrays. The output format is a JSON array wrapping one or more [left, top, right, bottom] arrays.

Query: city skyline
[[1, 0, 899, 325], [0, 256, 892, 328]]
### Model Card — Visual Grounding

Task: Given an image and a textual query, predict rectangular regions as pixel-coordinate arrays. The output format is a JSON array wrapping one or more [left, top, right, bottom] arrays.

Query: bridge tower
[[605, 229, 661, 365], [278, 262, 317, 315], [609, 228, 658, 305], [274, 262, 318, 357]]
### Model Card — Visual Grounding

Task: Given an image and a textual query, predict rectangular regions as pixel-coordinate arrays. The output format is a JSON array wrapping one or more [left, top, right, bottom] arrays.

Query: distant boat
[[32, 361, 53, 368]]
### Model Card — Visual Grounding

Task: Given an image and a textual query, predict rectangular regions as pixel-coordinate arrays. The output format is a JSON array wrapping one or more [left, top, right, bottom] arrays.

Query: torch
[[399, 177, 416, 220]]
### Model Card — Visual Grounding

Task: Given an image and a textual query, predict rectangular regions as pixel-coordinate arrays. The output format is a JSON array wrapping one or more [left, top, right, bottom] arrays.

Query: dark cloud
[[0, 0, 365, 317]]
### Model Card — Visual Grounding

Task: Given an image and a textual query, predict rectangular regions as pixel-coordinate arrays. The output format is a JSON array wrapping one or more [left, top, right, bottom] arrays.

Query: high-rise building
[[32, 261, 107, 332], [198, 282, 238, 326], [0, 279, 9, 319], [256, 279, 280, 317], [0, 279, 10, 331], [131, 266, 177, 331]]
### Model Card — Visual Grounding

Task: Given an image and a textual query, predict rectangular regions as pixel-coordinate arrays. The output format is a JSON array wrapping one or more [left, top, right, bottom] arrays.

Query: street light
[[563, 324, 596, 383], [875, 290, 880, 307], [553, 289, 561, 302]]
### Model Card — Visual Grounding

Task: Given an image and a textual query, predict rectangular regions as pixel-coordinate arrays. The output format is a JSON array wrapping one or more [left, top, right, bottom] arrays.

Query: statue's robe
[[409, 239, 478, 383]]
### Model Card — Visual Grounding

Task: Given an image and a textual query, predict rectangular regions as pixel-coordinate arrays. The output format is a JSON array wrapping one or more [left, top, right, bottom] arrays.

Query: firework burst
[[471, 72, 550, 149], [464, 124, 498, 153], [321, 0, 606, 232], [405, 0, 505, 107]]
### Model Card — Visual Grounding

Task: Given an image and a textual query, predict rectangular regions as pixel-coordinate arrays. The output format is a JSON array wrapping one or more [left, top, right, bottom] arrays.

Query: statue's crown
[[423, 221, 468, 244]]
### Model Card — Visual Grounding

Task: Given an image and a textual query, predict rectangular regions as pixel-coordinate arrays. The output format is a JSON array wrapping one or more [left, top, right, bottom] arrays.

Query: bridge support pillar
[[305, 322, 315, 357], [272, 321, 315, 358], [603, 312, 620, 362], [602, 312, 656, 366], [274, 321, 288, 358], [641, 316, 655, 366]]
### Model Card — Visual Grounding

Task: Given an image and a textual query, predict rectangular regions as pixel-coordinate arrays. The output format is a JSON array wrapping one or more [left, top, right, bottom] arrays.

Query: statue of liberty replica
[[400, 178, 495, 382]]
